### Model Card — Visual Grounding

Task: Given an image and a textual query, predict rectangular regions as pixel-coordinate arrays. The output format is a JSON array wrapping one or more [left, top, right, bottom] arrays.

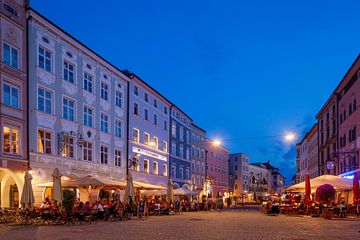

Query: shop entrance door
[[9, 184, 19, 208]]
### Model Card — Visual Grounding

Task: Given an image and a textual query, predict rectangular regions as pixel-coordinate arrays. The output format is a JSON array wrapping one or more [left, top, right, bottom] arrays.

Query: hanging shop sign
[[132, 147, 167, 161]]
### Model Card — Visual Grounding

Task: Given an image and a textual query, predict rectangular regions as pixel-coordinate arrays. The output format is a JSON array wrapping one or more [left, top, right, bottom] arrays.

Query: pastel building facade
[[205, 139, 229, 198], [337, 56, 360, 176], [0, 0, 28, 208], [169, 106, 192, 188], [126, 72, 170, 187], [190, 123, 206, 191], [298, 134, 308, 183], [307, 124, 319, 179], [229, 153, 249, 197], [27, 10, 128, 204]]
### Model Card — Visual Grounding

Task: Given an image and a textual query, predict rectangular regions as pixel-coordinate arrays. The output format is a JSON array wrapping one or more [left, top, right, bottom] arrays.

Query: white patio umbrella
[[125, 171, 135, 205], [20, 171, 35, 210], [167, 178, 174, 203], [52, 168, 63, 206]]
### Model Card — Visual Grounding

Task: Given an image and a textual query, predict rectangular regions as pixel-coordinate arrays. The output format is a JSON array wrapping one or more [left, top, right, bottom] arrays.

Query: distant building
[[190, 123, 206, 191], [307, 124, 319, 179], [125, 72, 171, 187], [248, 163, 269, 201], [295, 144, 300, 183], [169, 106, 192, 188], [205, 139, 229, 198], [262, 161, 285, 194], [229, 153, 249, 198]]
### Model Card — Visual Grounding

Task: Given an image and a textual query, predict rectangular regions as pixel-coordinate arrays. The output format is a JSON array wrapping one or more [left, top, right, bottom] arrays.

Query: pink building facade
[[205, 139, 229, 198], [337, 56, 360, 176]]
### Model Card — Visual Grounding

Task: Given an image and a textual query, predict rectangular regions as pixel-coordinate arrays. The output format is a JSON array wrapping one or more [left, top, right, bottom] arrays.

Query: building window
[[83, 72, 93, 93], [172, 123, 176, 137], [153, 161, 158, 175], [134, 85, 138, 96], [153, 137, 158, 149], [179, 145, 184, 158], [134, 103, 139, 115], [144, 93, 148, 102], [38, 46, 52, 72], [3, 83, 19, 109], [115, 120, 122, 138], [63, 137, 74, 158], [100, 113, 108, 132], [144, 159, 149, 173], [186, 149, 190, 160], [171, 165, 176, 178], [179, 126, 184, 141], [3, 3, 19, 16], [185, 169, 190, 180], [3, 126, 19, 154], [63, 97, 75, 121], [38, 129, 52, 154], [163, 141, 168, 153], [3, 43, 18, 69], [83, 141, 93, 162], [164, 120, 167, 131], [144, 133, 150, 145], [115, 149, 121, 167], [171, 143, 176, 155], [83, 106, 93, 128], [144, 109, 148, 121], [63, 61, 75, 83], [163, 164, 167, 176], [186, 131, 190, 144], [179, 168, 184, 179], [37, 87, 52, 114], [153, 99, 157, 108], [153, 114, 158, 126], [164, 106, 167, 114], [133, 128, 139, 142], [115, 91, 122, 107], [101, 145, 108, 164], [101, 82, 108, 100]]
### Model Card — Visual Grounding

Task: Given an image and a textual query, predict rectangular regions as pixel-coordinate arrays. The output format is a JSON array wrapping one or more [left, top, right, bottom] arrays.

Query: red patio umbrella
[[353, 172, 359, 204], [305, 174, 311, 205]]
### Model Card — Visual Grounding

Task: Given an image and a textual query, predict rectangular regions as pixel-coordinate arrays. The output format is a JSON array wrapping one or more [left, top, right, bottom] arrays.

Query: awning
[[140, 189, 167, 196], [173, 188, 197, 196], [285, 175, 354, 192]]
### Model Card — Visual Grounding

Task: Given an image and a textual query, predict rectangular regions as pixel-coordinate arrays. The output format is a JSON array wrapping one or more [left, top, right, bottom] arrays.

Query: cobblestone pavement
[[0, 209, 359, 240]]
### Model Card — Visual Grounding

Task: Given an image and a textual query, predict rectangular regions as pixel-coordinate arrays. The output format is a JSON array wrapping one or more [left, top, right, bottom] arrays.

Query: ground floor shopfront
[[0, 159, 28, 208]]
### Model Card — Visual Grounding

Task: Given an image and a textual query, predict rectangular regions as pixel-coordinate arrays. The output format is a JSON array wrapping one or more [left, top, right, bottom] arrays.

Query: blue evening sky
[[32, 0, 360, 183]]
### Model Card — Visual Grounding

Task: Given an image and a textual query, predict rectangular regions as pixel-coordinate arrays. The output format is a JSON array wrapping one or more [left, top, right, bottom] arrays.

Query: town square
[[1, 0, 360, 239]]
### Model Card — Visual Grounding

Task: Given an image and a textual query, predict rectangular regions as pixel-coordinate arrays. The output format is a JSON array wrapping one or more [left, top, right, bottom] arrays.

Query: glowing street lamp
[[213, 139, 222, 146], [284, 132, 296, 143]]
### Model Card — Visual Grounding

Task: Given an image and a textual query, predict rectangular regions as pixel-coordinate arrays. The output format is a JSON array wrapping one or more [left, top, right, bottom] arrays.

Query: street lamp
[[284, 132, 296, 143]]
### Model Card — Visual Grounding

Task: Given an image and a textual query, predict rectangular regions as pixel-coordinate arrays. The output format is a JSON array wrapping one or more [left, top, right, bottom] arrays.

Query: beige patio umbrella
[[167, 178, 174, 203], [125, 171, 135, 205], [20, 171, 35, 210], [52, 168, 63, 206]]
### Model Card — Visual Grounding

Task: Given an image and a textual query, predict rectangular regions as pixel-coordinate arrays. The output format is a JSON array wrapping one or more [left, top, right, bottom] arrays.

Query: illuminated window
[[3, 126, 18, 154], [153, 161, 158, 175], [153, 137, 158, 149], [133, 128, 139, 142], [144, 159, 149, 173], [163, 141, 168, 153], [38, 129, 51, 154], [83, 141, 93, 162], [63, 136, 74, 158], [144, 132, 150, 145], [163, 164, 167, 176]]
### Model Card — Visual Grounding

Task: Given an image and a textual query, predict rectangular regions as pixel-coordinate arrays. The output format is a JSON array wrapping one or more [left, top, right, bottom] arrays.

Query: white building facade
[[27, 10, 128, 204], [125, 72, 170, 187]]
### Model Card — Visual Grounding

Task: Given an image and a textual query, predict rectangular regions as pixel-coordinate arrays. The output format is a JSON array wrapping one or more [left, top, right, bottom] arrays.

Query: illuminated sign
[[132, 147, 167, 161]]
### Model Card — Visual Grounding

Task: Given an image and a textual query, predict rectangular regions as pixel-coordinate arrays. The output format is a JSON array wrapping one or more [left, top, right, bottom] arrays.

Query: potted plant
[[62, 189, 76, 220], [316, 184, 335, 219]]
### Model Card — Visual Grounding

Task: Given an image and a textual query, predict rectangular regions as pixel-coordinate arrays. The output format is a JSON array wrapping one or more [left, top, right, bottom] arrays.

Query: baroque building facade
[[27, 9, 128, 204], [0, 0, 28, 208]]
